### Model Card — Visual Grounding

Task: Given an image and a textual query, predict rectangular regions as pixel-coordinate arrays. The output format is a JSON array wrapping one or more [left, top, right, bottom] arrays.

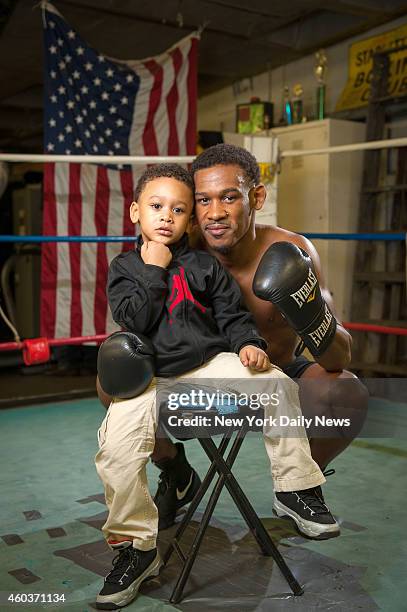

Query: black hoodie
[[107, 234, 267, 376]]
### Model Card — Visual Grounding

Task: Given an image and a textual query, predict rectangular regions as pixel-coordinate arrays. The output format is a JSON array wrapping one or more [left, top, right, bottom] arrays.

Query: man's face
[[194, 164, 259, 254]]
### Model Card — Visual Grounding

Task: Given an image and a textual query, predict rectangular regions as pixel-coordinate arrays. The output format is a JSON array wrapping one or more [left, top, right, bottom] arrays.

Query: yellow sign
[[258, 162, 277, 184], [336, 24, 407, 111]]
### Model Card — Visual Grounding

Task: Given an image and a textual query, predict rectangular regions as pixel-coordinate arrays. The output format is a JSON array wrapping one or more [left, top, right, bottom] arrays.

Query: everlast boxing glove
[[253, 242, 337, 357], [97, 331, 155, 399]]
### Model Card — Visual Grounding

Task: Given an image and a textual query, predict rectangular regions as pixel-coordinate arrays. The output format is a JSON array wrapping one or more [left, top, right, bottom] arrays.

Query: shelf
[[354, 271, 405, 283], [362, 184, 407, 194]]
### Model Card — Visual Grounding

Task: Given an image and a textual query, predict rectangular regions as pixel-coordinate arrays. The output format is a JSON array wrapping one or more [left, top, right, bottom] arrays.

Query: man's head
[[131, 163, 194, 245], [191, 143, 266, 254]]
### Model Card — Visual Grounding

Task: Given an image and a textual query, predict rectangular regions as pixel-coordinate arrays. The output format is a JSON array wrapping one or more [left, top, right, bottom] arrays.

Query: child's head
[[131, 164, 194, 245]]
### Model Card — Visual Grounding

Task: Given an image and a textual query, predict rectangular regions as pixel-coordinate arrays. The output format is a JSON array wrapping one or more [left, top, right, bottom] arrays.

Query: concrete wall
[[198, 16, 407, 133]]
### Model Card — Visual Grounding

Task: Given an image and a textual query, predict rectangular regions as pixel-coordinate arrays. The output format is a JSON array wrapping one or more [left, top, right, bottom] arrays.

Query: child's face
[[130, 177, 194, 245]]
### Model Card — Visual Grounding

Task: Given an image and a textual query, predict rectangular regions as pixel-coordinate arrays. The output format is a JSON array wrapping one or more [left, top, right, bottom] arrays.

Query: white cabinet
[[272, 119, 365, 321]]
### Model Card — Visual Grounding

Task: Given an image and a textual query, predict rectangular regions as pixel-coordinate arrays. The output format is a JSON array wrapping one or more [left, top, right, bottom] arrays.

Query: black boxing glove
[[252, 242, 337, 357], [97, 331, 155, 399]]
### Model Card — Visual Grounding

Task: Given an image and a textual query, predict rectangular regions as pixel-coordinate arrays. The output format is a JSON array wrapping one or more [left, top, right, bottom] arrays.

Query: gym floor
[[0, 396, 406, 612]]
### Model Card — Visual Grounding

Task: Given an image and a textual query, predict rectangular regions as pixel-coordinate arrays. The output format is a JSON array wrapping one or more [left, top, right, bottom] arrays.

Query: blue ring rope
[[0, 232, 405, 243], [303, 232, 405, 241]]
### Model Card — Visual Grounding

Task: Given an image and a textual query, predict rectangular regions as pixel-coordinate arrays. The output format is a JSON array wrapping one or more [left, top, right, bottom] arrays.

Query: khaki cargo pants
[[95, 353, 325, 550]]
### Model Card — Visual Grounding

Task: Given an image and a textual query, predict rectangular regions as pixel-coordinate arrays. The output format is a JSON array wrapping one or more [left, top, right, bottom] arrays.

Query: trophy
[[292, 84, 303, 123], [281, 86, 293, 125], [314, 49, 327, 120]]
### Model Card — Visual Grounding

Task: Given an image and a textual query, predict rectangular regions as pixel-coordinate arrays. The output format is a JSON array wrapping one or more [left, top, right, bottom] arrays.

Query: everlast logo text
[[290, 268, 317, 309], [308, 304, 333, 348]]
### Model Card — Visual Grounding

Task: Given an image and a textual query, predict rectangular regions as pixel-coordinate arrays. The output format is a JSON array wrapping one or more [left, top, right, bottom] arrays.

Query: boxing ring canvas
[[0, 395, 406, 610]]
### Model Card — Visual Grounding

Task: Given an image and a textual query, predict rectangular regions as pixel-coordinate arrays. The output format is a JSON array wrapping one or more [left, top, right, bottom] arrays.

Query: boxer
[[97, 144, 368, 533]]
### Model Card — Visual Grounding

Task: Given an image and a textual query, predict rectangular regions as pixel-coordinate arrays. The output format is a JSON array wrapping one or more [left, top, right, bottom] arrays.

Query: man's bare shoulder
[[256, 224, 312, 251], [256, 224, 323, 281]]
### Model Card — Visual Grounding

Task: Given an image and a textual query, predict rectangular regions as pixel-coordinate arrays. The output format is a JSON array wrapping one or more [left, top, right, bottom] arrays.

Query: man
[[97, 143, 368, 530]]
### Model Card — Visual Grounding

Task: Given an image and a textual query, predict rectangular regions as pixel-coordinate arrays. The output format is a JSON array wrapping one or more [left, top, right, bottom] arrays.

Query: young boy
[[95, 164, 339, 609]]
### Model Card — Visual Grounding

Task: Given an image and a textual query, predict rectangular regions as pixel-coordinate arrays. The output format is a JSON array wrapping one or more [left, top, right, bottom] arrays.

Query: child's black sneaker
[[96, 541, 161, 609]]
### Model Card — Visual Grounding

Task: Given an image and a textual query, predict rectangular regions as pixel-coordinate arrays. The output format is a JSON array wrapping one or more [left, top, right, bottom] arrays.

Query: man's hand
[[141, 241, 172, 268], [253, 241, 337, 358], [239, 345, 270, 371]]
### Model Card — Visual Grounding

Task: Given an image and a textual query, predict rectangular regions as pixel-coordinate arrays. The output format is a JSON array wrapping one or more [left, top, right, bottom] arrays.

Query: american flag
[[41, 1, 199, 339]]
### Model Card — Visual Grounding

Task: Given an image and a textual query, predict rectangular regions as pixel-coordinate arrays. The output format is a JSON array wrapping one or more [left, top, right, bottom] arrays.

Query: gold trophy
[[314, 49, 327, 120]]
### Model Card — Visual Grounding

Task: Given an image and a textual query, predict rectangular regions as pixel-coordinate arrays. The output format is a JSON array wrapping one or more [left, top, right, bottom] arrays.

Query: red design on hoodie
[[168, 266, 206, 323]]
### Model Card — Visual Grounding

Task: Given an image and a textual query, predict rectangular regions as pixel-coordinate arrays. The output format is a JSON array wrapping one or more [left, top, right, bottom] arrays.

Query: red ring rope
[[344, 322, 407, 336], [0, 334, 108, 352], [0, 322, 405, 365]]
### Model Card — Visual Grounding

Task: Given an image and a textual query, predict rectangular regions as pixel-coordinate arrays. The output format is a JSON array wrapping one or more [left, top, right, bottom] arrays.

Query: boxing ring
[[0, 140, 407, 611], [0, 232, 406, 366], [1, 136, 407, 367]]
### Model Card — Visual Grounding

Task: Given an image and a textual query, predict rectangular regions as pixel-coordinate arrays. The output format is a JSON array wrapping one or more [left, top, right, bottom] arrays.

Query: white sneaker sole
[[273, 499, 340, 540], [96, 552, 162, 609]]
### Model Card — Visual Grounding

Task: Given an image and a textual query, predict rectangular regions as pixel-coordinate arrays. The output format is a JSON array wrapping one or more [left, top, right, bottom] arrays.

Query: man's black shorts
[[282, 355, 315, 379]]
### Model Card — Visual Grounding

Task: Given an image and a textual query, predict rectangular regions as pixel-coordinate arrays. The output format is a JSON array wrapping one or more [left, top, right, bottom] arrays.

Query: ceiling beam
[[58, 0, 313, 46], [58, 0, 252, 42], [299, 8, 407, 53], [322, 1, 396, 18], [250, 7, 319, 39], [197, 0, 282, 19]]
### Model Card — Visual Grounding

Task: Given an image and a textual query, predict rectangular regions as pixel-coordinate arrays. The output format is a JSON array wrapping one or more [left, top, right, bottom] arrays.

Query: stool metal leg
[[168, 429, 243, 603], [163, 432, 231, 566], [164, 425, 303, 603], [199, 433, 303, 597]]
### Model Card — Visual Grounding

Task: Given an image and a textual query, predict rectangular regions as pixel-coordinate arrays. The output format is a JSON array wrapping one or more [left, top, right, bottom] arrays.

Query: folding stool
[[159, 404, 304, 604]]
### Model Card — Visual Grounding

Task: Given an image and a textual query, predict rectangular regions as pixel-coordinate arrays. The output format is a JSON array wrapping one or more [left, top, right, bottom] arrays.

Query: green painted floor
[[0, 398, 406, 611]]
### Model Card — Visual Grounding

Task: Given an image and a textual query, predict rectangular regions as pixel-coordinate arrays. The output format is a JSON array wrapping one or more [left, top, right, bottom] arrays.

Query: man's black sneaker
[[153, 442, 201, 530], [96, 541, 161, 609], [274, 487, 340, 540]]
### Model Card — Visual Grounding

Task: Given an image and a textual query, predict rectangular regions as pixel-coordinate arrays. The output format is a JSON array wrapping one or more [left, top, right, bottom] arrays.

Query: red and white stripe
[[41, 165, 136, 338], [127, 32, 198, 157]]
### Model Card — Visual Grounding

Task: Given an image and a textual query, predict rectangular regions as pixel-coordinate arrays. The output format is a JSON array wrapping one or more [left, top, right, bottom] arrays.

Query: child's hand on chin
[[141, 241, 172, 268], [239, 345, 270, 371]]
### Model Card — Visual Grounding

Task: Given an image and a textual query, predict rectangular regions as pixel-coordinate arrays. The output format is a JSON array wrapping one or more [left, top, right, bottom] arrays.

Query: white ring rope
[[1, 137, 407, 165], [0, 154, 195, 164], [280, 137, 407, 158]]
